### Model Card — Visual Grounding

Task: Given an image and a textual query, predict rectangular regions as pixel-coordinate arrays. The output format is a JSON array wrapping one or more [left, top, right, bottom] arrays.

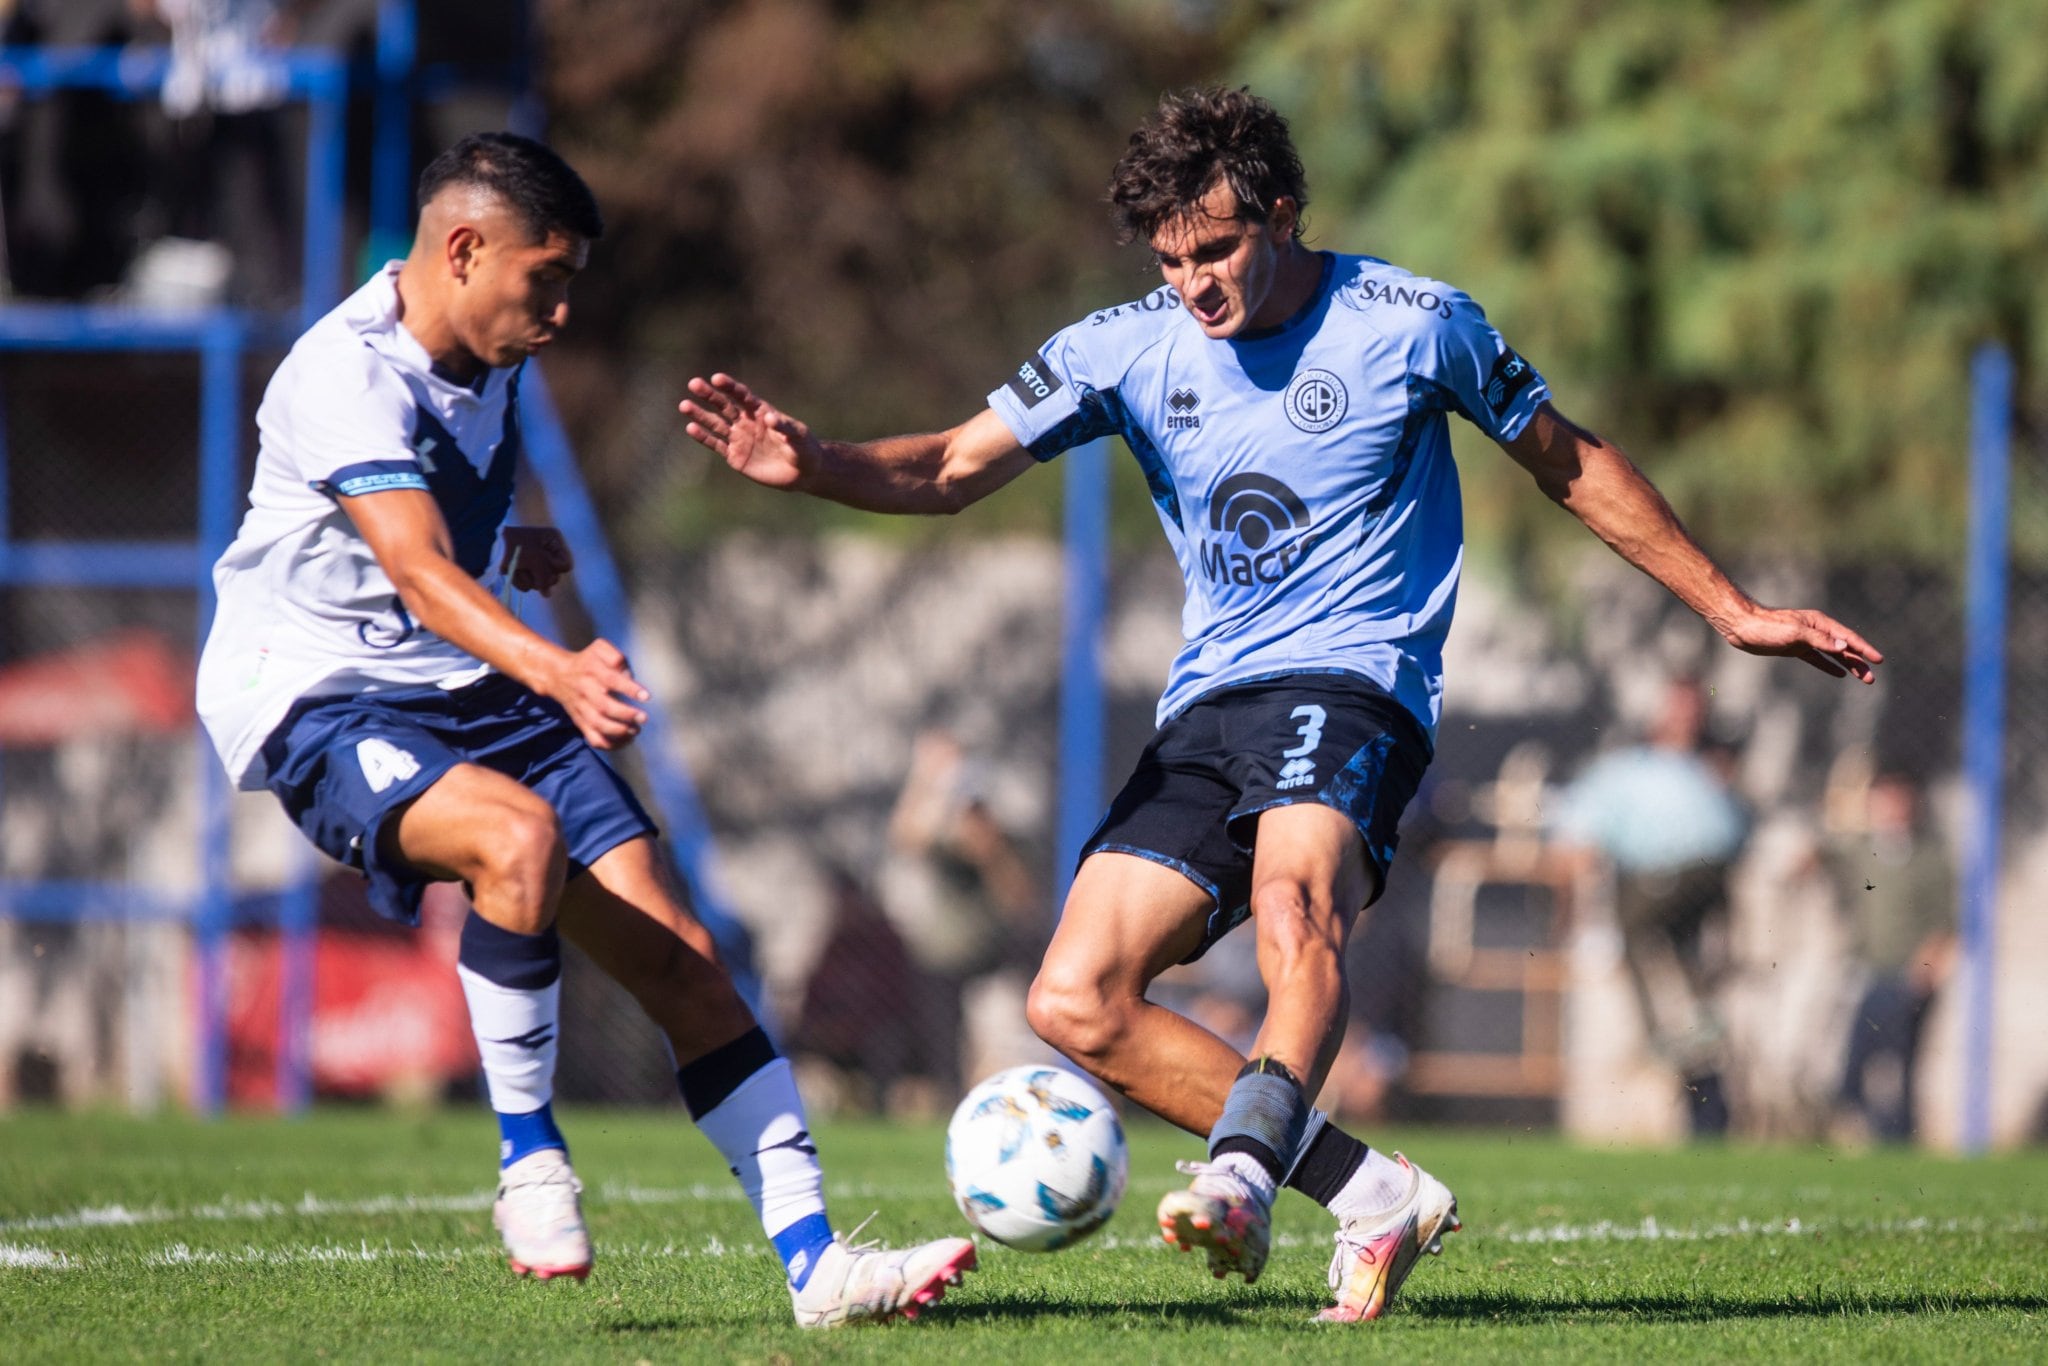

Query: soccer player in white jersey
[[680, 89, 1882, 1321], [194, 132, 975, 1327]]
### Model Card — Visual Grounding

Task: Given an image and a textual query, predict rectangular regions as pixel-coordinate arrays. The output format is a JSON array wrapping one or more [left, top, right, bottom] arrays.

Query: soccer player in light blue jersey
[[681, 88, 1881, 1321], [197, 132, 975, 1327]]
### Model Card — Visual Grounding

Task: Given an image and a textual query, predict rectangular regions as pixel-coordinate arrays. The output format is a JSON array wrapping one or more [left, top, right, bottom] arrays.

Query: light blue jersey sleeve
[[985, 291, 1180, 460], [1352, 274, 1549, 443]]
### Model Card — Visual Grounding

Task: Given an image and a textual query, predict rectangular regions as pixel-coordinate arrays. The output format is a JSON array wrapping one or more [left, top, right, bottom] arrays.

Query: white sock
[[695, 1057, 829, 1240], [1328, 1147, 1413, 1219], [1214, 1151, 1279, 1205], [456, 964, 559, 1115]]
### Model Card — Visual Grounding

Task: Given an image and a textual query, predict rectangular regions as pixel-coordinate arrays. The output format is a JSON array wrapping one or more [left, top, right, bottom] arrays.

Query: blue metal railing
[[2, 22, 754, 1105]]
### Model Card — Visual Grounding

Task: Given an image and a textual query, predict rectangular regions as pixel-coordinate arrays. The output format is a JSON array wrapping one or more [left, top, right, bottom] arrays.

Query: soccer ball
[[944, 1065, 1128, 1251]]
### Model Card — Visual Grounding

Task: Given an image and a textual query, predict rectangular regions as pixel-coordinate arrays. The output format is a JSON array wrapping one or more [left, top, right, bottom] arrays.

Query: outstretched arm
[[1500, 403, 1882, 682], [679, 373, 1037, 515]]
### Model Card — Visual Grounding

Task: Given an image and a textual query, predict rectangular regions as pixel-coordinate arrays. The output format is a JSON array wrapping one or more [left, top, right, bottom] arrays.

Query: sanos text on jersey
[[1090, 289, 1182, 326], [1354, 280, 1454, 319]]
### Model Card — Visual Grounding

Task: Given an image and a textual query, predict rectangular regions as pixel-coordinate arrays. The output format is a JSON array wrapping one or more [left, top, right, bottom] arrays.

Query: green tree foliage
[[1242, 0, 2048, 567], [539, 0, 1228, 545]]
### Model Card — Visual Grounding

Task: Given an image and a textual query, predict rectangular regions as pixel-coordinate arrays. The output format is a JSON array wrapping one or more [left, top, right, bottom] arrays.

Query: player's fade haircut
[[1108, 87, 1308, 247], [416, 131, 604, 243]]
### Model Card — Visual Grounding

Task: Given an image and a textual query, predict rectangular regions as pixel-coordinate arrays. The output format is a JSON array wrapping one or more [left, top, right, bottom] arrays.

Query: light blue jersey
[[987, 252, 1548, 740]]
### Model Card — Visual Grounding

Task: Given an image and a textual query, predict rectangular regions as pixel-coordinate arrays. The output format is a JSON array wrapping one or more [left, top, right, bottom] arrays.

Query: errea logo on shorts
[[356, 737, 421, 794]]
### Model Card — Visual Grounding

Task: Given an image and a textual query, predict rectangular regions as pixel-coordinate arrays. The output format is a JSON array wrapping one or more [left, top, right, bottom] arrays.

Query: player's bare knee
[[1250, 879, 1341, 970], [472, 799, 564, 911], [1026, 966, 1126, 1061]]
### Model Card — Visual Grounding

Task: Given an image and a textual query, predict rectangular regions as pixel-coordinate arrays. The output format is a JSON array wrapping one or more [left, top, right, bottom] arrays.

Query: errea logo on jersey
[[1201, 473, 1316, 586], [1166, 387, 1201, 430]]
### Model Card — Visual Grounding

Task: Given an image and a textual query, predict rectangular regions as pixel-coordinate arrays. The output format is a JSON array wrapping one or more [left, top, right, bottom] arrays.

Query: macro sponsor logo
[[1006, 352, 1064, 409], [1283, 369, 1348, 434], [1199, 472, 1315, 586], [1356, 279, 1455, 319], [1166, 387, 1201, 430]]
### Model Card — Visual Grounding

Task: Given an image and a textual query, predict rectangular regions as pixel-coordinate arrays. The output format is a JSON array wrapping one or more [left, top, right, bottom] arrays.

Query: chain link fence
[[5, 336, 2043, 1153]]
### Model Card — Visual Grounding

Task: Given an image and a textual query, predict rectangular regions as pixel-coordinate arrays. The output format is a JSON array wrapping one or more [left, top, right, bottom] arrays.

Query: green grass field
[[3, 1108, 2044, 1362]]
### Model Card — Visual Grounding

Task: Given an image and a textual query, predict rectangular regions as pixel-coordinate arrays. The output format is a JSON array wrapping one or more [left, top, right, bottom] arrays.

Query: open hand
[[679, 374, 822, 490], [499, 526, 573, 597], [1724, 607, 1882, 682]]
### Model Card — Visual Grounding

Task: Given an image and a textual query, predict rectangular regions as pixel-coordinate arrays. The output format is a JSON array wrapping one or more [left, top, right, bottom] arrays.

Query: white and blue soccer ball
[[944, 1064, 1128, 1251]]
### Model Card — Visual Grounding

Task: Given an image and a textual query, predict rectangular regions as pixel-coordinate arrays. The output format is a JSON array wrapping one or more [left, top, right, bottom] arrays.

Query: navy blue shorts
[[1081, 673, 1431, 963], [261, 673, 658, 925]]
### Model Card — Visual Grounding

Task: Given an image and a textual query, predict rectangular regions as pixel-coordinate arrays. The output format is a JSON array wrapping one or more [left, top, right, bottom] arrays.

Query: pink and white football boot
[[493, 1148, 593, 1282], [1318, 1152, 1459, 1322]]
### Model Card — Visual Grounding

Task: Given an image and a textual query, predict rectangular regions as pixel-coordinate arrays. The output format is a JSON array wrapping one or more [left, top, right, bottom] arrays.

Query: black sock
[[1285, 1120, 1370, 1206]]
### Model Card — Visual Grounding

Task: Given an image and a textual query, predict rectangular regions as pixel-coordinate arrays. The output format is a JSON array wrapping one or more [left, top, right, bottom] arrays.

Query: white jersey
[[197, 262, 523, 789]]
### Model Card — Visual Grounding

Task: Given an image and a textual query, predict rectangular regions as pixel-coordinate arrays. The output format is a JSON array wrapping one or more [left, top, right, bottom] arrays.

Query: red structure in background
[[224, 886, 477, 1108], [0, 628, 193, 743]]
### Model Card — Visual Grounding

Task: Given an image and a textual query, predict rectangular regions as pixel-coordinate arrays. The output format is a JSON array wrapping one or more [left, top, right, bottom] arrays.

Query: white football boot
[[787, 1225, 978, 1328], [1318, 1152, 1459, 1322], [1156, 1158, 1276, 1284], [493, 1148, 593, 1281]]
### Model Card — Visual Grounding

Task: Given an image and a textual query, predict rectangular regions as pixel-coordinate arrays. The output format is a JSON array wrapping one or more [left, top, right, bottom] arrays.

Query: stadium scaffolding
[[0, 30, 747, 1114]]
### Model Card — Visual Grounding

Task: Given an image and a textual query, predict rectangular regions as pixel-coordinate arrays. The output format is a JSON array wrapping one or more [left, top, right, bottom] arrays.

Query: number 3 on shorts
[[1282, 704, 1326, 759]]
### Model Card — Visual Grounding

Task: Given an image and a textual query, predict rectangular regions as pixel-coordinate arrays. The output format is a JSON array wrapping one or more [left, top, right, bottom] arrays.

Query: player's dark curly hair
[[417, 131, 604, 243], [1107, 88, 1309, 246]]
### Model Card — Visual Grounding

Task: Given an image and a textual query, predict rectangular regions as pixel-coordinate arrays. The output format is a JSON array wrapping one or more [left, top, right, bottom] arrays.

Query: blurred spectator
[[788, 864, 920, 1114], [129, 0, 305, 307], [1825, 770, 1955, 1143], [1, 0, 152, 299], [1553, 676, 1747, 1136], [878, 729, 1043, 1097]]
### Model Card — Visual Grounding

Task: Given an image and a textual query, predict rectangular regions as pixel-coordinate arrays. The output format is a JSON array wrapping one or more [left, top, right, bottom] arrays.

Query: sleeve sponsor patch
[[1483, 349, 1536, 419], [1005, 352, 1065, 410]]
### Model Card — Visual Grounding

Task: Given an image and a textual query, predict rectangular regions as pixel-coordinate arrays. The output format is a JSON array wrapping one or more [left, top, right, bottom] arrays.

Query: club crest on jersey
[[1166, 387, 1201, 430], [1283, 369, 1348, 433], [1201, 473, 1315, 586]]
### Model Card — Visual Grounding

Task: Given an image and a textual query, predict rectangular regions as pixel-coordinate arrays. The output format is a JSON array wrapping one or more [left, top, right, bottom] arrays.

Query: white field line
[[1, 1241, 76, 1268], [1497, 1213, 2045, 1245], [5, 1211, 2046, 1275], [6, 1181, 2041, 1276]]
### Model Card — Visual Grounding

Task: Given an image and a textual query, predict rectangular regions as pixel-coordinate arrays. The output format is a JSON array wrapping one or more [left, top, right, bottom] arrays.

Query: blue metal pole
[[514, 371, 757, 985], [369, 1, 418, 265], [275, 843, 319, 1113], [300, 55, 348, 325], [192, 315, 245, 1115], [1056, 439, 1109, 912], [1960, 343, 2011, 1155]]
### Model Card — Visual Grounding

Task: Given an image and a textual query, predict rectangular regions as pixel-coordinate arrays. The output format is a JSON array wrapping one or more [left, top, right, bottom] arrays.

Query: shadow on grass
[[1404, 1289, 2048, 1323], [595, 1297, 1257, 1333], [592, 1287, 2048, 1334]]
